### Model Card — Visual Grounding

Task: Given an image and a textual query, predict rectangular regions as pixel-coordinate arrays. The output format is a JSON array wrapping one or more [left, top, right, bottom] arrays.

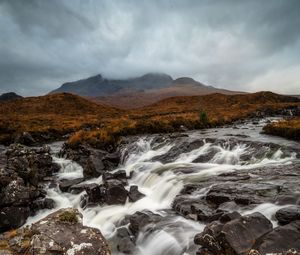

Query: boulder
[[103, 170, 127, 186], [275, 206, 300, 225], [256, 220, 300, 254], [14, 132, 36, 146], [0, 206, 30, 233], [194, 212, 273, 255], [128, 185, 145, 202], [58, 178, 85, 192], [84, 184, 106, 204], [105, 180, 128, 205], [0, 208, 111, 255]]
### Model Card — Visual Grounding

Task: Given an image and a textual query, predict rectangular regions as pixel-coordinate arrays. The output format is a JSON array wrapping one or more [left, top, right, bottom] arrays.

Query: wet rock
[[84, 184, 106, 204], [0, 206, 30, 232], [0, 208, 111, 255], [105, 180, 128, 205], [58, 177, 85, 192], [103, 170, 127, 186], [206, 182, 281, 206], [115, 227, 136, 254], [31, 198, 55, 213], [128, 185, 145, 202], [14, 132, 36, 146], [122, 211, 163, 237], [60, 143, 121, 178], [219, 211, 241, 223], [275, 206, 300, 225], [255, 220, 300, 254], [194, 212, 273, 255]]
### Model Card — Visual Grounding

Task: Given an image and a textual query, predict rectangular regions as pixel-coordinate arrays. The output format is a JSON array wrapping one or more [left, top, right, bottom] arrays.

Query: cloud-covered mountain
[[50, 73, 242, 108]]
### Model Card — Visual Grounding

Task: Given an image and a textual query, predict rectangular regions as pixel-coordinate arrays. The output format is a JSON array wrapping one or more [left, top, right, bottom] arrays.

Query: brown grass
[[263, 117, 300, 140], [1, 91, 299, 146]]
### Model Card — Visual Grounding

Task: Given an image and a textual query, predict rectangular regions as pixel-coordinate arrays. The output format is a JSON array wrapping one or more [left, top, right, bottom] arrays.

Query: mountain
[[0, 92, 23, 102], [50, 73, 243, 108], [50, 73, 173, 96]]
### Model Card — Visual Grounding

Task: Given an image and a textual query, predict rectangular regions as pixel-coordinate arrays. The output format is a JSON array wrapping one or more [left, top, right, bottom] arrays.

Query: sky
[[0, 0, 300, 96]]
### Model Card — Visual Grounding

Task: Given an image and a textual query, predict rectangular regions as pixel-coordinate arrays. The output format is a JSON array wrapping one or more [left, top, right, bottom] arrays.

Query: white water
[[26, 120, 299, 254]]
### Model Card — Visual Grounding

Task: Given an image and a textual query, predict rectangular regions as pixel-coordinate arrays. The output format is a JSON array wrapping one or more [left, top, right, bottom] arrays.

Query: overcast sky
[[0, 0, 300, 96]]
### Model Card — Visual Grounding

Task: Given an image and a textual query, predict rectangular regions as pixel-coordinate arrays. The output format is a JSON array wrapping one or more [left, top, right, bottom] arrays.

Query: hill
[[0, 93, 121, 144], [92, 77, 242, 109], [50, 73, 242, 108], [0, 92, 23, 102]]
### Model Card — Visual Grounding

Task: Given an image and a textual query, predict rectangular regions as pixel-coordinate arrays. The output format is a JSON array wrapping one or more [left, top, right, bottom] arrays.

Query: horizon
[[1, 0, 300, 96]]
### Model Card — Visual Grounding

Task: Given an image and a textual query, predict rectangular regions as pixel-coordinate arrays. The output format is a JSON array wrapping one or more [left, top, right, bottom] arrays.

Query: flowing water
[[26, 118, 300, 254]]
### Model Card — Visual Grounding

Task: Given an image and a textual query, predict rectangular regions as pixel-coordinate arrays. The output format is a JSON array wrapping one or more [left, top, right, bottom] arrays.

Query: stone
[[256, 220, 300, 254], [58, 178, 84, 192], [128, 185, 145, 202], [0, 208, 111, 255], [0, 206, 30, 233], [275, 206, 300, 225], [105, 180, 128, 205]]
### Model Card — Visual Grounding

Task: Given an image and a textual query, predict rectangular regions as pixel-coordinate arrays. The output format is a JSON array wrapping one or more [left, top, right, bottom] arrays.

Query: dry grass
[[1, 91, 299, 146], [263, 117, 300, 140]]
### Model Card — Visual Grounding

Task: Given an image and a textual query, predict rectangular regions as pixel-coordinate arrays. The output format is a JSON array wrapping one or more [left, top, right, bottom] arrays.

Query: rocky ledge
[[0, 208, 111, 255], [0, 144, 60, 233]]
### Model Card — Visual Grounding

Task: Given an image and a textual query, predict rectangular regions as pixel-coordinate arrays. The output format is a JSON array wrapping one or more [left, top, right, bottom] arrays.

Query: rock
[[84, 184, 106, 204], [123, 211, 162, 237], [255, 220, 300, 254], [103, 170, 127, 186], [58, 178, 85, 192], [0, 208, 111, 255], [128, 185, 145, 202], [194, 212, 273, 255], [206, 183, 281, 206], [0, 206, 30, 232], [219, 211, 242, 223], [105, 180, 128, 205], [275, 206, 300, 225], [14, 132, 36, 146], [59, 143, 121, 179], [31, 198, 55, 213]]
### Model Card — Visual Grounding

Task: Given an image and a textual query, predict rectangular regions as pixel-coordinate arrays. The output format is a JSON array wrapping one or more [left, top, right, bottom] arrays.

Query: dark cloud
[[0, 0, 299, 96]]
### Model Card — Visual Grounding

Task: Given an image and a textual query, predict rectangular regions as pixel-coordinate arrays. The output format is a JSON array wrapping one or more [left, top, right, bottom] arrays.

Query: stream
[[26, 118, 300, 255]]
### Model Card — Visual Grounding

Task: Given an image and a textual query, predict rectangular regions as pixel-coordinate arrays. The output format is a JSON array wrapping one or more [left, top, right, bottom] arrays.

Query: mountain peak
[[0, 92, 23, 102]]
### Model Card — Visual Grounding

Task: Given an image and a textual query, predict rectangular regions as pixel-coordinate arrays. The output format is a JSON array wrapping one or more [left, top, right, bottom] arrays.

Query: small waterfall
[[25, 121, 298, 255]]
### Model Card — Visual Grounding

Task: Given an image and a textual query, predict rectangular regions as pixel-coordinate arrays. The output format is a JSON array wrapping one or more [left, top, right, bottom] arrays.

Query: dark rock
[[31, 198, 55, 213], [206, 183, 281, 207], [128, 185, 145, 202], [123, 211, 163, 237], [0, 206, 30, 232], [14, 132, 36, 146], [103, 170, 127, 186], [275, 206, 300, 225], [84, 184, 106, 204], [194, 212, 273, 255], [58, 178, 85, 192], [117, 237, 135, 254], [105, 180, 128, 205], [256, 220, 300, 254], [219, 211, 241, 223]]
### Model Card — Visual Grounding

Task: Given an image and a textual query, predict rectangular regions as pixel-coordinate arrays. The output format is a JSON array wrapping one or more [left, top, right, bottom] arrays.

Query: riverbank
[[263, 117, 300, 140]]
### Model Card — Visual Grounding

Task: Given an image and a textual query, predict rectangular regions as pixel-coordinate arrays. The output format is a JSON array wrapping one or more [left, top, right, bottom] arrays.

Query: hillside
[[0, 93, 121, 144], [50, 73, 242, 108], [92, 80, 241, 109], [0, 92, 23, 102], [1, 91, 299, 147]]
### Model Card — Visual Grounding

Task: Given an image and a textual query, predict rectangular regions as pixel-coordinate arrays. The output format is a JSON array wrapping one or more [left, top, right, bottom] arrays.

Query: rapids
[[26, 118, 300, 254]]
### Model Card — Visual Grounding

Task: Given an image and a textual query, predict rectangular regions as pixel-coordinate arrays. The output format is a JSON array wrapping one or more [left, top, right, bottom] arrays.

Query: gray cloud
[[0, 0, 300, 96]]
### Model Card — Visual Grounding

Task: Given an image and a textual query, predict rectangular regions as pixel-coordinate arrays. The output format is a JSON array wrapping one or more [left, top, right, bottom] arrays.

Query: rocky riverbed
[[0, 118, 300, 254]]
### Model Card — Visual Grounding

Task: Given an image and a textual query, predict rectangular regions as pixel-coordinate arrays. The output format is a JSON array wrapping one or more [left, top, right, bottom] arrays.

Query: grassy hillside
[[0, 91, 299, 146], [0, 93, 121, 144]]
